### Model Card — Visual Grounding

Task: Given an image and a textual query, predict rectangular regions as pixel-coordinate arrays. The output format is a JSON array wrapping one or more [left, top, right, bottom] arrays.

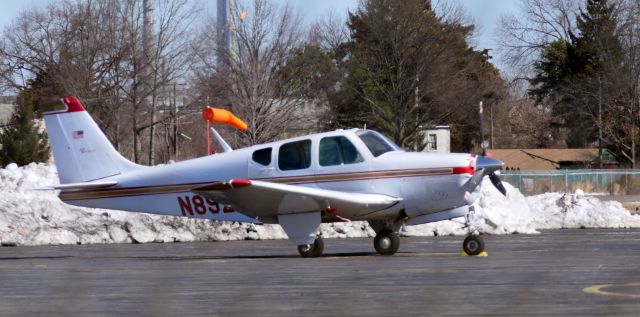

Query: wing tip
[[195, 179, 252, 191], [230, 179, 251, 188]]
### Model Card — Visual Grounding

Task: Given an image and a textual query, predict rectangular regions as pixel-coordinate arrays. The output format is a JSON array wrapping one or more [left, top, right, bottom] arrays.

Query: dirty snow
[[1, 163, 640, 246]]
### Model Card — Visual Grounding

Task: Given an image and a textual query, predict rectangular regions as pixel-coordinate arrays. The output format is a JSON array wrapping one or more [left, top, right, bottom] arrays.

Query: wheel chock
[[460, 251, 489, 257]]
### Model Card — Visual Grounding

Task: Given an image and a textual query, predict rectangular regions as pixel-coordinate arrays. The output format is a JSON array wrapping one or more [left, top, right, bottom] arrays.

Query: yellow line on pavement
[[583, 283, 640, 299]]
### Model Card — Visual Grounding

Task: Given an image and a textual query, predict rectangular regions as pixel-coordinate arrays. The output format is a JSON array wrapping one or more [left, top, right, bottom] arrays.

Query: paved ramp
[[1, 229, 639, 316]]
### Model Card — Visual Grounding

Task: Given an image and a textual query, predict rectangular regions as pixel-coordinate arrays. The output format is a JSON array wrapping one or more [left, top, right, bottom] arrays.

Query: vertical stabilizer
[[43, 96, 143, 184]]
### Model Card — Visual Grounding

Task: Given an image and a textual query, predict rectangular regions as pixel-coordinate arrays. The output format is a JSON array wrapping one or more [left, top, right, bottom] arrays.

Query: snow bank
[[1, 163, 639, 246], [401, 179, 538, 237]]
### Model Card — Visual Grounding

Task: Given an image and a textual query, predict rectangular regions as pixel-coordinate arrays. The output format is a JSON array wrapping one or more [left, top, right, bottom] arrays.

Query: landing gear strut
[[462, 235, 485, 256], [297, 236, 324, 258], [374, 229, 400, 255]]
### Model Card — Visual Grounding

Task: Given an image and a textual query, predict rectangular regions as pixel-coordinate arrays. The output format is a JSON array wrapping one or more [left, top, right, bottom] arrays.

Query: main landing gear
[[297, 236, 324, 258], [374, 229, 400, 255]]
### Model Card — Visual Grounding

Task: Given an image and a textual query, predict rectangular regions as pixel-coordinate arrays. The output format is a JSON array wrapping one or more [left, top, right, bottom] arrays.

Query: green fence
[[500, 170, 640, 195]]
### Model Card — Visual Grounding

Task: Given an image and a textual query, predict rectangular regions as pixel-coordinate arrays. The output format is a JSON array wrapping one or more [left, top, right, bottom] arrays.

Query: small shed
[[422, 126, 450, 153]]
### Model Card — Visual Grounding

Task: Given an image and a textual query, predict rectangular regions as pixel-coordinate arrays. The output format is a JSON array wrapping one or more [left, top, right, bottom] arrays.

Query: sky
[[0, 0, 520, 70]]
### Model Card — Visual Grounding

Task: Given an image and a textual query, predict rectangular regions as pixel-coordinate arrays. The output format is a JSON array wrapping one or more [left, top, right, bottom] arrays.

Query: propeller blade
[[489, 173, 507, 196]]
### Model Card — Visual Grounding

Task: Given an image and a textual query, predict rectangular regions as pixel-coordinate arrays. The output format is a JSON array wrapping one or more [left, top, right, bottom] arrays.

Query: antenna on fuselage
[[210, 127, 232, 153]]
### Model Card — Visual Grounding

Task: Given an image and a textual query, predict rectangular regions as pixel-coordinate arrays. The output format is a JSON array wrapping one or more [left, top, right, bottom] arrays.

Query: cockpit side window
[[356, 131, 401, 157], [319, 136, 364, 166], [278, 140, 312, 171], [252, 148, 272, 166]]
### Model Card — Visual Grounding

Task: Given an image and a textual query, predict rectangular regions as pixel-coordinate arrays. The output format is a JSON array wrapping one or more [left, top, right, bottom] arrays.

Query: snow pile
[[0, 163, 369, 246], [528, 189, 640, 229], [402, 181, 537, 237], [1, 163, 640, 246]]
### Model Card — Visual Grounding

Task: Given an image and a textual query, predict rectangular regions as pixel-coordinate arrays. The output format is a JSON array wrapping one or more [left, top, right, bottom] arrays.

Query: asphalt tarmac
[[1, 229, 640, 317]]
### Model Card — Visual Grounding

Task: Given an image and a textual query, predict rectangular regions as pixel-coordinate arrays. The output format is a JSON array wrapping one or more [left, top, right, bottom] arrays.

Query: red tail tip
[[62, 96, 85, 112]]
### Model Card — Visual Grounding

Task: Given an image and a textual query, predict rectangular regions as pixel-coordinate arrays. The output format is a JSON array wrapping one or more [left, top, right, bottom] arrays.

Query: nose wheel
[[374, 229, 399, 255], [297, 236, 324, 258], [462, 235, 485, 256]]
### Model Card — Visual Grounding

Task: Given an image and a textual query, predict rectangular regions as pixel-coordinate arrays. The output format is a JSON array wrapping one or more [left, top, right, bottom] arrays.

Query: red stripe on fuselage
[[452, 166, 474, 175], [59, 166, 475, 201]]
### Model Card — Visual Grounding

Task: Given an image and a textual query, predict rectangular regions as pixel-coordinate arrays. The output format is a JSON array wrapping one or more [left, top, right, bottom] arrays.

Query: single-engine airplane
[[42, 96, 506, 257]]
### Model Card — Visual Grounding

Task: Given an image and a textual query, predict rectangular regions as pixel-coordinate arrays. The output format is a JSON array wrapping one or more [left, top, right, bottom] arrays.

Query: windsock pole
[[207, 121, 211, 155]]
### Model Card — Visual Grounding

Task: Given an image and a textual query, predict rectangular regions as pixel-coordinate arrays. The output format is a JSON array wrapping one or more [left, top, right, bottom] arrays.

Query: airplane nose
[[475, 156, 504, 174], [474, 155, 507, 196]]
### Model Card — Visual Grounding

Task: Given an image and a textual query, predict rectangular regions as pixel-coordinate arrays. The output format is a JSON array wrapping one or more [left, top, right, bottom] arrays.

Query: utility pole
[[490, 103, 494, 149], [479, 101, 485, 154], [173, 83, 178, 160], [144, 0, 156, 165], [598, 73, 603, 169]]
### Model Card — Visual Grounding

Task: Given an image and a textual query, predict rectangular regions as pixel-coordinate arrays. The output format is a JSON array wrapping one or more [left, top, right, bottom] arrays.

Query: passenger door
[[314, 135, 369, 192]]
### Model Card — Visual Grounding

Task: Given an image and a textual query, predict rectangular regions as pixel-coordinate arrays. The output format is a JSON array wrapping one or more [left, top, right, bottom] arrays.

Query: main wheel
[[463, 235, 485, 256], [374, 229, 400, 255], [297, 236, 324, 258]]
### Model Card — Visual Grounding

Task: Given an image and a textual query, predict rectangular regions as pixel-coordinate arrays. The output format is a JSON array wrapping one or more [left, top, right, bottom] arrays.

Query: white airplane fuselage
[[60, 129, 476, 224]]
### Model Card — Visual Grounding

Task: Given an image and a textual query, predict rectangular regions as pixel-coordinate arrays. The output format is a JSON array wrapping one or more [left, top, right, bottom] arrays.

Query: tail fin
[[43, 96, 143, 184]]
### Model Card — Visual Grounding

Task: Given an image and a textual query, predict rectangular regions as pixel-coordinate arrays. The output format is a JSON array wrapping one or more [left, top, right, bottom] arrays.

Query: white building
[[422, 125, 450, 153], [0, 103, 15, 127]]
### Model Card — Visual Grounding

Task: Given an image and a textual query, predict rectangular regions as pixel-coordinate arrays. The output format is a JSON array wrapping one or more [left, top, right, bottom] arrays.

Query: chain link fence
[[501, 170, 640, 195]]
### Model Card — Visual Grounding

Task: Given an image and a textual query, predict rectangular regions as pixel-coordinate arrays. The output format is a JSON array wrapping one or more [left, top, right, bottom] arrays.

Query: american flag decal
[[72, 130, 84, 139]]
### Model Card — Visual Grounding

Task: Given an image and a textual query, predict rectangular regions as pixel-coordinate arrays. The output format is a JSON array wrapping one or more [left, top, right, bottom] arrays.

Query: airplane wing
[[193, 179, 401, 245], [193, 179, 401, 216]]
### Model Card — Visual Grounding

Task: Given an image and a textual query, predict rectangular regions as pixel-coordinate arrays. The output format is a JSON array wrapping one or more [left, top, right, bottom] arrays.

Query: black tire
[[463, 235, 485, 256], [374, 230, 400, 255], [297, 236, 324, 258]]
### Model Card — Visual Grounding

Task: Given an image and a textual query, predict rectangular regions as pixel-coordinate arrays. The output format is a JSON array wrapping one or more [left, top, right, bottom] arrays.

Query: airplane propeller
[[475, 156, 507, 196], [477, 101, 507, 196], [488, 172, 507, 196]]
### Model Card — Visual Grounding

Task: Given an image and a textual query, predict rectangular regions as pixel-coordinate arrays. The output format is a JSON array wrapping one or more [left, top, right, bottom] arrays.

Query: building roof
[[490, 148, 600, 170]]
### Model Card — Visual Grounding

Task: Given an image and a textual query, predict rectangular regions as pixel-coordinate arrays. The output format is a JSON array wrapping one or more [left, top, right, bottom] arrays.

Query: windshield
[[356, 130, 402, 157]]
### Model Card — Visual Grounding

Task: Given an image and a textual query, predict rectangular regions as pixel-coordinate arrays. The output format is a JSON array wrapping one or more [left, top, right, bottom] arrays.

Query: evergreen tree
[[529, 0, 627, 150], [0, 91, 50, 166], [329, 0, 504, 150]]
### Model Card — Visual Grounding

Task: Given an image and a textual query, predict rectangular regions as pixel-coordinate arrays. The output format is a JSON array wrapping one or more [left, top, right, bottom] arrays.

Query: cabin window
[[252, 148, 272, 166], [278, 140, 312, 170], [319, 136, 364, 166], [356, 130, 401, 157]]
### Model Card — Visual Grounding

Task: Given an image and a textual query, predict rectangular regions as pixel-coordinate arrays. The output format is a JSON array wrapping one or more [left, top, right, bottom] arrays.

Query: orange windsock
[[202, 107, 248, 131]]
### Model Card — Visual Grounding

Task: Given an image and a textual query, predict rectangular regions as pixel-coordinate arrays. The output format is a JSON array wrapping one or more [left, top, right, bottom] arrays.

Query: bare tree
[[497, 0, 579, 75], [307, 10, 349, 53], [192, 0, 305, 146], [492, 98, 553, 149], [0, 0, 200, 164]]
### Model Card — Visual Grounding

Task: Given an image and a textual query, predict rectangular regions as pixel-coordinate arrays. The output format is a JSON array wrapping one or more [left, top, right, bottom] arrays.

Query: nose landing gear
[[462, 206, 486, 256], [462, 235, 485, 256]]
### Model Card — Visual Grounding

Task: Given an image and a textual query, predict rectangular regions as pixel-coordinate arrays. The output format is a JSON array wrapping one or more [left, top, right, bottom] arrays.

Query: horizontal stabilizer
[[54, 180, 118, 190]]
